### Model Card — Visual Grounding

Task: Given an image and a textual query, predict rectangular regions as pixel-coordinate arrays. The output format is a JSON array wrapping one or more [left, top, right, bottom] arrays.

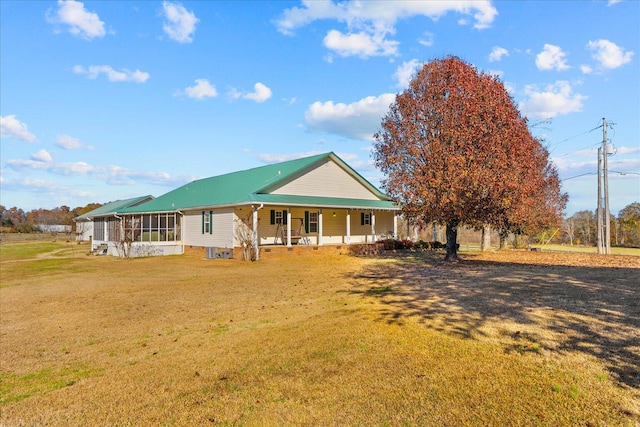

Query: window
[[202, 211, 212, 234], [309, 212, 318, 233], [107, 217, 120, 241], [361, 212, 371, 226], [270, 209, 288, 225], [109, 214, 180, 242], [94, 218, 105, 241]]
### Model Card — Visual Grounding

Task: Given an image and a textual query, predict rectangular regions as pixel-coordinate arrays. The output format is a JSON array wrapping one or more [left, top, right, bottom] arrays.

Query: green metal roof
[[253, 194, 397, 210], [74, 195, 154, 220], [119, 152, 397, 214]]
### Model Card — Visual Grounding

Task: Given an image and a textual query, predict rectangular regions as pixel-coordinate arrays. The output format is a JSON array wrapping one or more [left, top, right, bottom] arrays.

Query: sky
[[1, 0, 638, 217]]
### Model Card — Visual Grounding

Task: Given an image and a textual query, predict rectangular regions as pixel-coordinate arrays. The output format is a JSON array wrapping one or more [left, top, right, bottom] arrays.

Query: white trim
[[253, 204, 263, 260], [287, 209, 292, 247], [346, 210, 351, 245], [318, 209, 323, 246], [393, 214, 398, 239], [371, 211, 376, 243]]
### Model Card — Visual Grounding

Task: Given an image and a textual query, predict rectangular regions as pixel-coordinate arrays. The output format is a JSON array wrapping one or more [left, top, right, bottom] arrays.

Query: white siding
[[270, 159, 379, 200], [76, 222, 93, 242], [183, 208, 234, 248]]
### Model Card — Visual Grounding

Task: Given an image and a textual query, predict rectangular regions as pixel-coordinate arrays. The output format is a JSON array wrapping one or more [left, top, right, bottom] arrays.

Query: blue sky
[[1, 0, 638, 216]]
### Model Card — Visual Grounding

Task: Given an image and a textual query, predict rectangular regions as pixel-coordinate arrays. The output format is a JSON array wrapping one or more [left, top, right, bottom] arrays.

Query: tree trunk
[[444, 221, 459, 262], [481, 224, 491, 251], [499, 229, 509, 250]]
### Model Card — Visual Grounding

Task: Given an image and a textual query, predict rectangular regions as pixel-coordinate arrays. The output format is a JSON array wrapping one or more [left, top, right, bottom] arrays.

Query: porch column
[[287, 209, 292, 247], [318, 209, 323, 246], [253, 206, 259, 261], [393, 213, 398, 239], [371, 211, 376, 243], [346, 210, 351, 244]]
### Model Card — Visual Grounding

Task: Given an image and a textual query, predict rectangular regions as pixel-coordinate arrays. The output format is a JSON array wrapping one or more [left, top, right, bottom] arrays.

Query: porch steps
[[91, 243, 108, 256]]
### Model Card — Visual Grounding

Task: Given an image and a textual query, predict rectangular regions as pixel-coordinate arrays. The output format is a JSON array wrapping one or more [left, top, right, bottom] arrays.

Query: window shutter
[[270, 209, 275, 225], [209, 211, 213, 234], [283, 210, 288, 225], [304, 211, 309, 233], [202, 211, 205, 234], [361, 212, 365, 225]]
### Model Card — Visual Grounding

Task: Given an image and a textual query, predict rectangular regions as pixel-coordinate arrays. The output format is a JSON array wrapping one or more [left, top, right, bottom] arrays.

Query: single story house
[[37, 224, 73, 233], [76, 152, 399, 258]]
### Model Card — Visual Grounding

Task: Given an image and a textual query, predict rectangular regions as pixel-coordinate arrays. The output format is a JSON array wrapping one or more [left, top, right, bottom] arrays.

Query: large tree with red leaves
[[373, 56, 566, 261]]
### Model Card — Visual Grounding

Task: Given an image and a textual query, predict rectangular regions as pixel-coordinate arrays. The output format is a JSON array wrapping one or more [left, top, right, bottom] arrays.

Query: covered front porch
[[242, 206, 398, 260]]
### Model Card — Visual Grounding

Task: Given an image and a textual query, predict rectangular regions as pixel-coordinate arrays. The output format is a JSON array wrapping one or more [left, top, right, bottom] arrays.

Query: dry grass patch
[[1, 243, 638, 425]]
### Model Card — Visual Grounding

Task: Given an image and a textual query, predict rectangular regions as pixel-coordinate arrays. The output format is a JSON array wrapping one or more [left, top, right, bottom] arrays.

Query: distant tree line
[[0, 203, 101, 234], [562, 202, 640, 248]]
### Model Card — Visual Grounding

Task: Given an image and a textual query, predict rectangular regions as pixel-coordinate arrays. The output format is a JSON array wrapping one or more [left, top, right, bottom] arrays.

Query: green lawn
[[1, 242, 638, 425]]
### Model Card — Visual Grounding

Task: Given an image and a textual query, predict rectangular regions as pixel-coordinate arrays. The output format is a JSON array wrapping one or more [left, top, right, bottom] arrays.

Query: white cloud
[[418, 31, 434, 47], [519, 81, 586, 118], [52, 161, 95, 175], [98, 165, 171, 185], [1, 177, 74, 195], [580, 64, 593, 74], [276, 1, 497, 34], [48, 0, 106, 40], [323, 29, 399, 58], [73, 65, 150, 83], [607, 0, 622, 5], [162, 1, 199, 43], [244, 83, 272, 103], [393, 59, 421, 88], [55, 134, 94, 150], [184, 79, 218, 99], [536, 44, 570, 71], [489, 46, 509, 62], [275, 1, 496, 58], [587, 39, 634, 69], [551, 156, 595, 175], [304, 93, 396, 141], [616, 146, 640, 155], [1, 115, 38, 143], [5, 154, 193, 187], [5, 159, 52, 171], [226, 87, 242, 100], [31, 149, 53, 163]]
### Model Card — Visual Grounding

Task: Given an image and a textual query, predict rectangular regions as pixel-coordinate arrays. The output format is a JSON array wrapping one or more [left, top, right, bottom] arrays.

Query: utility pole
[[603, 119, 611, 255], [596, 118, 611, 255], [597, 147, 603, 254]]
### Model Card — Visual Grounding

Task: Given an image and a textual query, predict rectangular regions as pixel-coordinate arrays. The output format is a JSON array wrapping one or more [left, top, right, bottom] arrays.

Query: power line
[[561, 170, 638, 181], [548, 123, 602, 156], [553, 124, 602, 145], [556, 142, 600, 158], [561, 172, 596, 181]]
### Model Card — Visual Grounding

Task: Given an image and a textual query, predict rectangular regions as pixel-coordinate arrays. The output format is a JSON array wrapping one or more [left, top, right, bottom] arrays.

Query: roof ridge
[[191, 152, 332, 184]]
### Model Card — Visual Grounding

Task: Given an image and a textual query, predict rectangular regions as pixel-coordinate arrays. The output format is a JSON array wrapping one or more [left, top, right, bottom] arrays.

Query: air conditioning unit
[[218, 249, 233, 259], [205, 247, 217, 259]]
